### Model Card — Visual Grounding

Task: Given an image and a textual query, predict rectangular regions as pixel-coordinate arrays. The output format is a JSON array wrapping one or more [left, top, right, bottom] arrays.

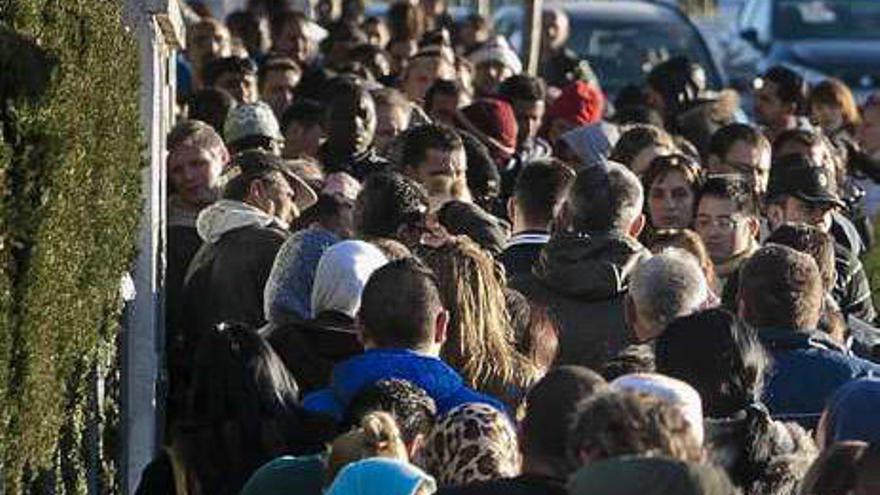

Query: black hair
[[459, 130, 500, 211], [222, 150, 286, 201], [258, 56, 301, 87], [698, 176, 758, 217], [359, 257, 443, 350], [761, 66, 808, 114], [514, 158, 575, 227], [355, 172, 429, 239], [613, 105, 665, 128], [497, 74, 547, 103], [646, 56, 701, 115], [280, 99, 325, 134], [400, 123, 463, 170], [343, 379, 437, 446], [202, 56, 257, 88], [178, 323, 336, 492], [522, 366, 606, 473], [655, 308, 767, 417], [708, 123, 768, 161], [187, 88, 237, 135]]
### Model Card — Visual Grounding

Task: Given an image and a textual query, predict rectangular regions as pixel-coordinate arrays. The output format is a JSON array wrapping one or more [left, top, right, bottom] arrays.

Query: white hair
[[629, 248, 708, 333]]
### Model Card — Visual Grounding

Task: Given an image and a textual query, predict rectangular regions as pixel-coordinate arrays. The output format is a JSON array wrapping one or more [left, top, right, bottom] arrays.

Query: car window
[[773, 0, 880, 40], [567, 20, 718, 96]]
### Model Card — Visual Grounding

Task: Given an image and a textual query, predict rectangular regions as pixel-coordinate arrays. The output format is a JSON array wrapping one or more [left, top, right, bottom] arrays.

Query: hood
[[535, 232, 649, 301], [559, 122, 620, 168], [195, 199, 281, 243], [329, 349, 467, 408]]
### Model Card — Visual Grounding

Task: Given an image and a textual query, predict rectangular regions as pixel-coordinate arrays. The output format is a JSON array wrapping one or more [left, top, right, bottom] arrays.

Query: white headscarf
[[311, 241, 389, 319]]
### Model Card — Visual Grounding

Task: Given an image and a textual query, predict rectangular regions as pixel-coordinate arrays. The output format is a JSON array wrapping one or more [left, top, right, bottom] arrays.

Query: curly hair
[[567, 390, 704, 465]]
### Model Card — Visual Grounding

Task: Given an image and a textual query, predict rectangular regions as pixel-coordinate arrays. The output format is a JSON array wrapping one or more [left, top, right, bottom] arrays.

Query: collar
[[506, 230, 550, 247]]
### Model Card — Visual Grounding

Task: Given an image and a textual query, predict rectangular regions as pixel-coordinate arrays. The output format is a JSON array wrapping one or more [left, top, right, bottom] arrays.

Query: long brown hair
[[809, 78, 861, 129], [419, 237, 539, 403]]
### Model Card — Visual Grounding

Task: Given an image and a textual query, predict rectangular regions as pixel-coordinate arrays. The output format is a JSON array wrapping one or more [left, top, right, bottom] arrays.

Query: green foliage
[[1, 0, 143, 491]]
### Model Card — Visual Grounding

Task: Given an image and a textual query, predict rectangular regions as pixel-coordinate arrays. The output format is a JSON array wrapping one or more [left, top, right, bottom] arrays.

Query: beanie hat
[[458, 98, 519, 163], [545, 81, 605, 127], [224, 101, 284, 145], [468, 35, 523, 75]]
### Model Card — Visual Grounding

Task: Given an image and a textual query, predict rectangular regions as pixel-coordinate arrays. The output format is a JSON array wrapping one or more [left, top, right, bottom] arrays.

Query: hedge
[[1, 0, 143, 492]]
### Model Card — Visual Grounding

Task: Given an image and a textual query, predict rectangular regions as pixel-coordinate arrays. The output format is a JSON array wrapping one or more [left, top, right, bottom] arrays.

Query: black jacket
[[511, 231, 650, 370], [833, 241, 876, 323], [320, 146, 391, 182], [260, 311, 363, 394], [181, 200, 288, 352]]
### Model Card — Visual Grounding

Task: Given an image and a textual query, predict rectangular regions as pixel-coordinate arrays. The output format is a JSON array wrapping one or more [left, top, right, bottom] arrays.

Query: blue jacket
[[303, 349, 507, 420], [760, 327, 880, 429]]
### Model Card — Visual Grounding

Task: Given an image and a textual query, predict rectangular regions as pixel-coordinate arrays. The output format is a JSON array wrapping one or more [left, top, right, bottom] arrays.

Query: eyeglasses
[[694, 216, 744, 233]]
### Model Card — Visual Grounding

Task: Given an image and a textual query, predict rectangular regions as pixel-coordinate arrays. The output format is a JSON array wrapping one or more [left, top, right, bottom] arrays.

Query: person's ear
[[628, 213, 646, 238], [407, 433, 426, 460], [247, 178, 267, 204], [434, 309, 449, 345], [746, 216, 760, 239], [507, 197, 517, 225]]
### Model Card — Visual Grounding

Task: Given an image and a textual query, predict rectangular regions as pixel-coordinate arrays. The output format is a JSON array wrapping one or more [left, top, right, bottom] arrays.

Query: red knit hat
[[545, 81, 605, 127], [458, 98, 518, 164]]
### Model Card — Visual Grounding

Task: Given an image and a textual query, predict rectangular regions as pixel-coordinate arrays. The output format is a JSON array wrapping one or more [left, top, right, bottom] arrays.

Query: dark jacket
[[705, 405, 817, 495], [510, 231, 650, 370], [833, 241, 876, 323], [759, 327, 880, 429], [539, 48, 582, 89], [302, 349, 506, 420], [181, 200, 288, 351], [320, 146, 391, 182], [438, 474, 566, 495], [498, 231, 549, 279], [260, 311, 363, 394]]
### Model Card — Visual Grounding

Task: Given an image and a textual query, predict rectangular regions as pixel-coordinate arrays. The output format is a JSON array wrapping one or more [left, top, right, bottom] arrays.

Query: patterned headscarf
[[419, 403, 520, 486]]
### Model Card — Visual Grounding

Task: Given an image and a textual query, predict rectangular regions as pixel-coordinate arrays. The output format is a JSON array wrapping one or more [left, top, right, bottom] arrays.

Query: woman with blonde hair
[[327, 411, 409, 483], [419, 236, 540, 410]]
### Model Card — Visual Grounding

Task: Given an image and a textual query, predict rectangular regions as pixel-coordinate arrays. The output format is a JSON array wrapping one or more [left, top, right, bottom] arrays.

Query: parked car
[[493, 0, 726, 99], [738, 0, 880, 97]]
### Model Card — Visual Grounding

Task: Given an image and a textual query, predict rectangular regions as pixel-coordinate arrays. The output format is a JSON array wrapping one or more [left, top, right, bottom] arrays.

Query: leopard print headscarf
[[419, 403, 521, 486]]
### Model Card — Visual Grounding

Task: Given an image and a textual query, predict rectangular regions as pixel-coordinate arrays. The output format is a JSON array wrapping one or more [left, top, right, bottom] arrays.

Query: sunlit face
[[375, 104, 411, 154], [768, 196, 835, 233], [261, 68, 301, 117], [754, 80, 789, 128], [811, 102, 844, 134], [403, 56, 454, 103], [512, 99, 544, 144], [283, 122, 323, 160], [857, 106, 880, 156], [709, 140, 771, 194], [167, 144, 225, 208], [263, 173, 298, 225], [273, 21, 315, 66], [214, 71, 258, 104], [695, 196, 756, 263], [649, 170, 696, 229]]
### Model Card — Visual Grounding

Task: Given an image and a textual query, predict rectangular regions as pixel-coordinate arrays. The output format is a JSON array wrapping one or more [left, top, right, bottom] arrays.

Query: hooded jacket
[[758, 327, 880, 429], [181, 200, 288, 350], [510, 231, 650, 370], [303, 349, 506, 420]]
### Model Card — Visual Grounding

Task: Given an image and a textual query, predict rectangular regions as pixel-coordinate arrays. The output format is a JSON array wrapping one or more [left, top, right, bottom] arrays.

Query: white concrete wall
[[121, 0, 182, 492]]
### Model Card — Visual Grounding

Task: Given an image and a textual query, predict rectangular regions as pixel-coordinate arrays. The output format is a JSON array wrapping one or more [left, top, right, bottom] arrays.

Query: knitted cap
[[545, 81, 605, 127]]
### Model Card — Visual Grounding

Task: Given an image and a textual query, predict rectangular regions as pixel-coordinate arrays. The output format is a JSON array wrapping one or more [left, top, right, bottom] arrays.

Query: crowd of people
[[140, 0, 880, 494]]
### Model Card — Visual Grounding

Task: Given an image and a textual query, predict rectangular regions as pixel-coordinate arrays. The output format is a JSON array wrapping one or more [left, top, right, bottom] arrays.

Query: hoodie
[[181, 199, 288, 354], [511, 231, 650, 370], [303, 349, 507, 421]]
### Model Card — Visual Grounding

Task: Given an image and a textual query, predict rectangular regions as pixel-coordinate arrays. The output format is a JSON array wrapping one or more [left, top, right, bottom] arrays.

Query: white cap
[[469, 35, 523, 75]]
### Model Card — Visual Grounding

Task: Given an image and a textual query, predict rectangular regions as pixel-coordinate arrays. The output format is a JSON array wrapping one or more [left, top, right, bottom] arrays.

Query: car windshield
[[566, 20, 716, 96], [773, 0, 880, 40]]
